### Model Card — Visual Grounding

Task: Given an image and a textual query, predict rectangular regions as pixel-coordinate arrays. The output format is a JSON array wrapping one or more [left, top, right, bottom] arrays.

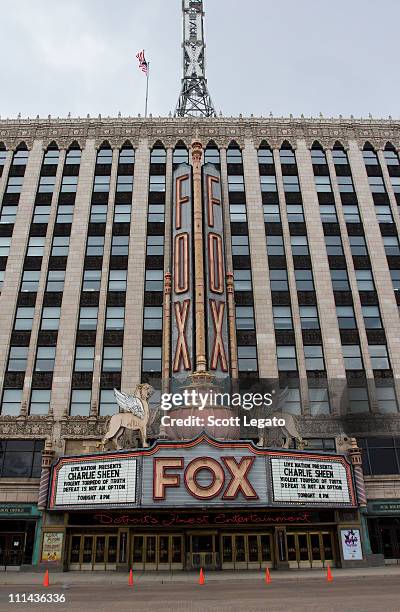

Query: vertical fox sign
[[172, 165, 194, 380], [203, 164, 229, 378]]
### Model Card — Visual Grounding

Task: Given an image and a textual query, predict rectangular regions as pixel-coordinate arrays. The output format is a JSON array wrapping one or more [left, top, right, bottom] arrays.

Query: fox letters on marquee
[[48, 437, 357, 510]]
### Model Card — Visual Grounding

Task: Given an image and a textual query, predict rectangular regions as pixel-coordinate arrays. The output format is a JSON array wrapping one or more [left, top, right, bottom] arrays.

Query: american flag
[[136, 50, 148, 75]]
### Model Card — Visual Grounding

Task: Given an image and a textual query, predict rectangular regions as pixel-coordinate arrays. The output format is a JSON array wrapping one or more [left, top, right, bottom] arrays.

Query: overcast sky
[[1, 0, 399, 120]]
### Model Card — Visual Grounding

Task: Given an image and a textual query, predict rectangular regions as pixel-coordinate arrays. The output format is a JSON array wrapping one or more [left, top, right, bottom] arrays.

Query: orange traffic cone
[[129, 568, 134, 586], [265, 567, 272, 584], [199, 568, 205, 585], [326, 565, 333, 582], [43, 569, 49, 588]]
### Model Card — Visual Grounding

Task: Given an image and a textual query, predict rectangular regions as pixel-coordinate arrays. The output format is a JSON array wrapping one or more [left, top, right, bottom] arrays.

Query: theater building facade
[[1, 115, 400, 570]]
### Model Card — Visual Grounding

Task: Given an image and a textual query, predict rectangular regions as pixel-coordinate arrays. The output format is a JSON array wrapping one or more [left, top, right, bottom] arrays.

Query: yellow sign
[[41, 532, 64, 563]]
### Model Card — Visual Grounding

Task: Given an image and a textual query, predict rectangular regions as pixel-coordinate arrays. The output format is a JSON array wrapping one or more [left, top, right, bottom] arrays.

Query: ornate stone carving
[[0, 416, 53, 437]]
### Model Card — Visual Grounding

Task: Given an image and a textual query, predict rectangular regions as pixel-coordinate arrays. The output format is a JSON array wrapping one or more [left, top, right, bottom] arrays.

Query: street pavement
[[0, 569, 399, 612]]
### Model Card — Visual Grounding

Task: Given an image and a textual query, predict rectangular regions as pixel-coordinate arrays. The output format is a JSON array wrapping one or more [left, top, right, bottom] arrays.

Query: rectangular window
[[145, 270, 163, 292], [362, 306, 382, 329], [291, 235, 309, 256], [56, 204, 74, 224], [311, 149, 327, 164], [0, 237, 11, 257], [260, 176, 277, 192], [300, 306, 320, 329], [114, 204, 131, 223], [142, 346, 162, 372], [368, 176, 386, 193], [60, 176, 78, 193], [149, 176, 166, 192], [90, 204, 108, 223], [267, 235, 284, 256], [375, 205, 393, 224], [116, 175, 133, 192], [0, 439, 44, 476], [280, 149, 296, 164], [74, 347, 95, 372], [304, 345, 325, 370], [390, 177, 400, 193], [103, 347, 123, 372], [12, 150, 29, 166], [363, 150, 379, 165], [342, 204, 360, 223], [356, 269, 375, 291], [336, 306, 357, 329], [33, 205, 51, 224], [119, 149, 135, 165], [86, 236, 104, 256], [21, 270, 40, 292], [349, 236, 368, 256], [43, 149, 59, 165], [383, 236, 400, 256], [83, 270, 101, 291], [237, 346, 257, 372], [330, 269, 350, 291], [96, 149, 113, 165], [359, 437, 400, 476], [273, 306, 293, 330], [38, 176, 56, 193], [342, 345, 363, 370], [0, 205, 17, 224], [144, 307, 163, 330], [1, 390, 22, 416], [8, 347, 28, 372], [111, 236, 129, 256], [79, 306, 98, 331], [65, 149, 81, 165], [150, 149, 167, 164], [233, 270, 252, 292], [376, 385, 398, 414], [232, 235, 249, 256], [332, 149, 348, 165], [295, 269, 314, 291], [14, 307, 35, 330], [35, 346, 56, 372], [106, 306, 125, 330], [325, 236, 344, 256], [287, 204, 304, 222], [99, 389, 118, 416], [319, 204, 337, 223], [41, 307, 60, 330], [109, 270, 127, 292], [390, 269, 400, 291], [230, 203, 247, 222], [227, 149, 242, 164], [228, 176, 245, 192], [27, 237, 45, 257], [29, 389, 51, 414], [6, 177, 24, 193], [263, 204, 280, 223], [309, 387, 330, 416], [277, 346, 297, 371], [282, 387, 301, 415], [384, 151, 399, 166], [70, 390, 91, 417], [283, 176, 300, 192], [270, 269, 288, 291], [51, 236, 69, 257], [147, 236, 164, 256], [46, 271, 65, 292], [235, 306, 255, 330], [93, 175, 111, 193], [369, 345, 390, 369], [148, 204, 165, 223], [314, 176, 332, 192], [348, 387, 369, 413], [336, 176, 354, 192], [258, 149, 274, 164]]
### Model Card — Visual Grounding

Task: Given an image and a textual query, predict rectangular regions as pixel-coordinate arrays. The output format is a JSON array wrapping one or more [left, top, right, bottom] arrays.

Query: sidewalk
[[0, 566, 400, 586]]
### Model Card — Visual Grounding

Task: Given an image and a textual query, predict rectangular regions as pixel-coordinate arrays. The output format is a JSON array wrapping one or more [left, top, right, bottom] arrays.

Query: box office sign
[[49, 456, 138, 510], [48, 437, 357, 510]]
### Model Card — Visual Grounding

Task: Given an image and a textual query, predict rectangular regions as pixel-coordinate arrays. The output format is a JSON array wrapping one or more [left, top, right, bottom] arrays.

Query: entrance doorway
[[221, 533, 274, 569], [286, 531, 335, 569], [189, 533, 218, 570], [69, 534, 118, 570], [131, 535, 184, 570], [0, 533, 25, 569]]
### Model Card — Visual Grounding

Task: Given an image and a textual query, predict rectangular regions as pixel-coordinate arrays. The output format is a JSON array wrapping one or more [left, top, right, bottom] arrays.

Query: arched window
[[279, 141, 296, 165], [310, 141, 326, 166], [226, 141, 242, 164], [173, 141, 188, 166], [204, 140, 220, 165]]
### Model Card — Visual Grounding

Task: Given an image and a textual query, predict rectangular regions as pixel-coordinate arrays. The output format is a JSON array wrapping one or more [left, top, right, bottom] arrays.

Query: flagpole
[[145, 62, 150, 118]]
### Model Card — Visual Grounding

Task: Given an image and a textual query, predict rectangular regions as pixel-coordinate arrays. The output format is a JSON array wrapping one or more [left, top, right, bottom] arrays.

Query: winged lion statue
[[97, 384, 154, 450]]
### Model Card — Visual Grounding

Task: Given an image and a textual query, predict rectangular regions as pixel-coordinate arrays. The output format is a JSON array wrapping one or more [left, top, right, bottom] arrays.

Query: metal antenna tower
[[175, 0, 216, 118]]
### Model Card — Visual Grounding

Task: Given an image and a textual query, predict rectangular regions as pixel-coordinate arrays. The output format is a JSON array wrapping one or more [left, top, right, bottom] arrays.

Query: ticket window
[[69, 535, 118, 570], [132, 535, 183, 570], [286, 532, 334, 569], [221, 534, 273, 569]]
